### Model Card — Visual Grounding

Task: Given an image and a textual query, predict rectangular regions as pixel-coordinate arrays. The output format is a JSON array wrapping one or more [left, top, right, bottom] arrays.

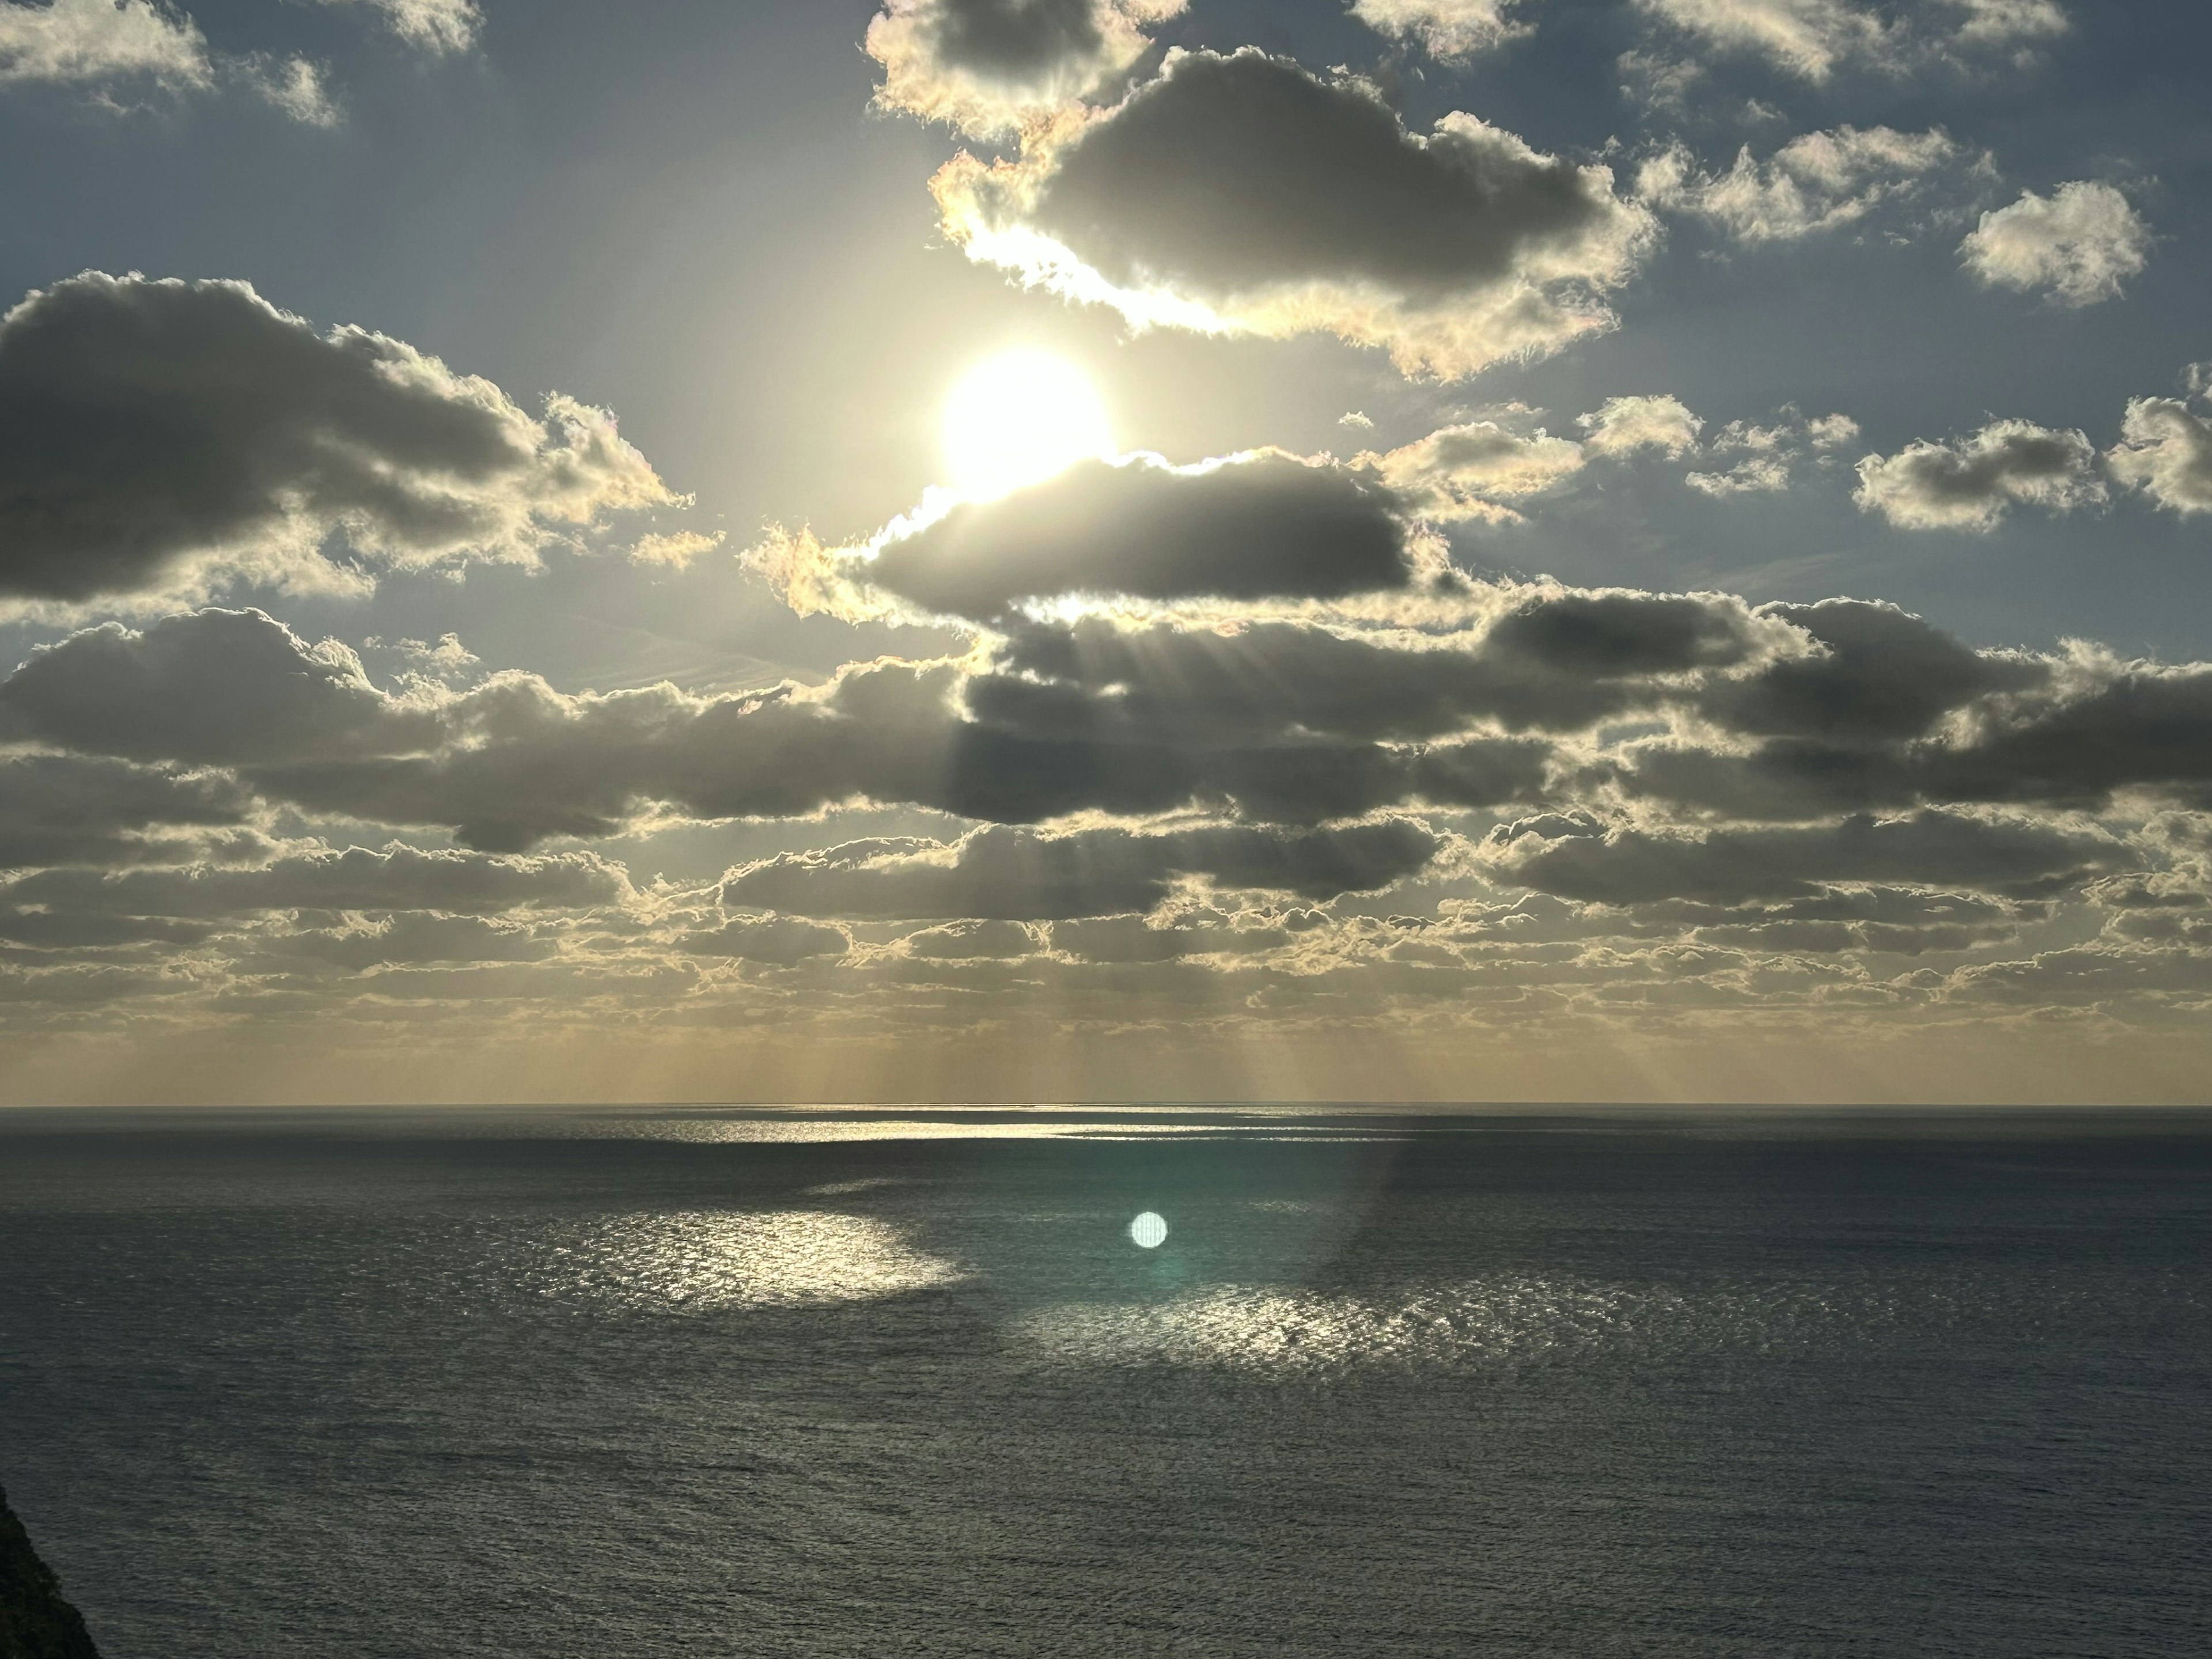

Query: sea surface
[[1, 1106, 2206, 1657]]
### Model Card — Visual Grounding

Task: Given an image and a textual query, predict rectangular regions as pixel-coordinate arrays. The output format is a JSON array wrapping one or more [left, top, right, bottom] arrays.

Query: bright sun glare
[[941, 350, 1114, 499]]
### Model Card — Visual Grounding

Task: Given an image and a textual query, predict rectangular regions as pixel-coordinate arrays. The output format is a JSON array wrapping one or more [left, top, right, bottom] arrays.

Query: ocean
[[0, 1108, 2205, 1656]]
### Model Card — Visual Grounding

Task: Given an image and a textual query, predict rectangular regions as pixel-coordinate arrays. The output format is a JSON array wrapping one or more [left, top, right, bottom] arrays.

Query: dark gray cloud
[[248, 662, 970, 852], [5, 608, 969, 850], [1620, 662, 2212, 827], [929, 0, 1104, 77], [851, 452, 1422, 619], [1488, 809, 2131, 906], [20, 590, 2212, 890], [0, 272, 674, 604], [1034, 52, 1608, 297], [865, 0, 1173, 135], [1921, 665, 2212, 808], [997, 593, 1767, 741], [0, 608, 434, 763], [1702, 599, 2046, 742], [0, 753, 260, 872], [937, 50, 1652, 376], [722, 819, 1443, 921]]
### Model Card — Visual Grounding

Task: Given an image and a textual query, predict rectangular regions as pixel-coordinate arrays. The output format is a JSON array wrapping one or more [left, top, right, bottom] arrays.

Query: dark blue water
[[1, 1108, 2206, 1657]]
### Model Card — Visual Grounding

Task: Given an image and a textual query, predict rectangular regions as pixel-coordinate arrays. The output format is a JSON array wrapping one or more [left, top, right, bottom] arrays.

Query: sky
[[1, 0, 2210, 1106]]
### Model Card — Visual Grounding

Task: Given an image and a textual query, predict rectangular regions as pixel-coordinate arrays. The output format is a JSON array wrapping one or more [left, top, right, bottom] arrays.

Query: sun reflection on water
[[544, 1210, 964, 1310]]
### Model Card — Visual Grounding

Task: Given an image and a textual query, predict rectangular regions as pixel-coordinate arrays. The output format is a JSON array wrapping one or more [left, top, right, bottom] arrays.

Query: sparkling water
[[2, 1108, 2205, 1656]]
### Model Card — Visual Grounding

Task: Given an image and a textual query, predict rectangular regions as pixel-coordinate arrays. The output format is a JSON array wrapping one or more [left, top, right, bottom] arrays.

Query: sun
[[941, 350, 1114, 499]]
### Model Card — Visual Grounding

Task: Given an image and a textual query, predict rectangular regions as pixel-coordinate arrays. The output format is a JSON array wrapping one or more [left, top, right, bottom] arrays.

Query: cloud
[[1684, 407, 1857, 497], [0, 0, 210, 92], [1578, 395, 1703, 459], [1632, 0, 1897, 81], [771, 407, 1721, 624], [1356, 421, 1586, 521], [1945, 0, 2070, 50], [0, 1, 349, 124], [1630, 0, 2066, 84], [245, 912, 559, 971], [0, 753, 260, 872], [757, 449, 1431, 624], [0, 608, 965, 848], [1052, 911, 1294, 962], [991, 592, 1771, 733], [865, 0, 1181, 137], [1917, 662, 2212, 809], [29, 592, 2212, 902], [1704, 599, 2045, 743], [0, 594, 1775, 847], [1349, 0, 1529, 62], [1638, 126, 1962, 243], [0, 272, 679, 607], [22, 581, 2212, 1046], [0, 609, 438, 763], [2107, 398, 2212, 516], [1487, 808, 2130, 906], [1853, 419, 2103, 529], [629, 529, 726, 569], [1618, 609, 2212, 822], [896, 918, 1043, 960], [0, 843, 632, 923], [249, 52, 337, 126], [722, 820, 1445, 921], [933, 50, 1656, 378], [1957, 182, 2151, 306], [677, 914, 851, 964], [317, 0, 480, 54]]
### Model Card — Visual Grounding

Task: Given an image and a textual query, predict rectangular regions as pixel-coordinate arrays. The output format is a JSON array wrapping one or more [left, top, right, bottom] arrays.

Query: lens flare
[[941, 350, 1113, 499]]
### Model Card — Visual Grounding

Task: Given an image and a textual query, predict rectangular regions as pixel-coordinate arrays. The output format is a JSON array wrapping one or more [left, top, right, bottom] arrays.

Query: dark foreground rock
[[0, 1484, 99, 1659]]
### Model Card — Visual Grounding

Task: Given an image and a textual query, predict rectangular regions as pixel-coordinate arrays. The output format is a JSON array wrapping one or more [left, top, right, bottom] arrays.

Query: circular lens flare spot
[[1129, 1211, 1169, 1249], [942, 350, 1113, 499]]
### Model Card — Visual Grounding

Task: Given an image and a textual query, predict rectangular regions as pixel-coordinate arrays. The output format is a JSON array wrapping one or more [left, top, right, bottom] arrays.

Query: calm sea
[[1, 1107, 2206, 1657]]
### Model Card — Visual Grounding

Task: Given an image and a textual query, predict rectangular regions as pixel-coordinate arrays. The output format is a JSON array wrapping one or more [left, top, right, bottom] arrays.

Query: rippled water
[[1, 1108, 2206, 1656]]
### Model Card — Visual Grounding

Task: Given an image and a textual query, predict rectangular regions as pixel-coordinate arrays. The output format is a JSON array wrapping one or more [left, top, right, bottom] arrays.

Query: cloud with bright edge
[[1357, 422, 1586, 523], [865, 0, 1184, 137], [1854, 419, 2105, 529], [0, 0, 456, 123], [0, 273, 682, 610], [25, 565, 2212, 1032], [932, 49, 1656, 379]]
